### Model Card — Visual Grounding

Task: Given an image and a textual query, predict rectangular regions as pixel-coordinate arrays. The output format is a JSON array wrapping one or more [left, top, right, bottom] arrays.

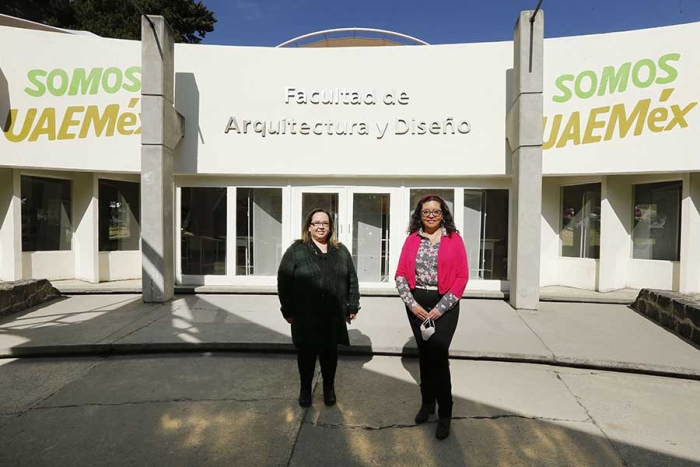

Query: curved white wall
[[3, 21, 699, 178]]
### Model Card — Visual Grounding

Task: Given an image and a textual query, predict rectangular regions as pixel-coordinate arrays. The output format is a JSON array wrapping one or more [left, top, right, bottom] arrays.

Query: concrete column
[[679, 172, 700, 294], [598, 176, 632, 292], [140, 15, 184, 302], [0, 168, 21, 280], [73, 173, 99, 283], [506, 10, 544, 310]]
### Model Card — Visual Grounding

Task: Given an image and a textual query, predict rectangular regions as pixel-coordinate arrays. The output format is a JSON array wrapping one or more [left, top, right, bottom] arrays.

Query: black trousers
[[407, 288, 460, 418], [297, 345, 338, 389]]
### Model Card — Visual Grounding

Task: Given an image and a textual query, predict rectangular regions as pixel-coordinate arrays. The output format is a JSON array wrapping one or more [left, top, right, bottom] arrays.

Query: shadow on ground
[[0, 295, 698, 466]]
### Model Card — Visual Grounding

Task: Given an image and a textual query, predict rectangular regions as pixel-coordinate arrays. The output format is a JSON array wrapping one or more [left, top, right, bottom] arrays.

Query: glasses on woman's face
[[310, 221, 330, 227], [421, 209, 442, 217]]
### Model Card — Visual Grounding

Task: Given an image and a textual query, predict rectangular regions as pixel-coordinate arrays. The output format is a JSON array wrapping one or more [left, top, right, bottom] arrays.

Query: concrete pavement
[[2, 294, 700, 465], [1, 294, 699, 378], [1, 354, 700, 466]]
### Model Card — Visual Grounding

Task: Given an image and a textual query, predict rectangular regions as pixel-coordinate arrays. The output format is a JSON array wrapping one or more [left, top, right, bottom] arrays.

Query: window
[[21, 175, 72, 251], [181, 187, 227, 275], [560, 183, 601, 259], [99, 180, 140, 251], [236, 188, 282, 276], [409, 189, 454, 216], [352, 193, 391, 282], [633, 181, 682, 261], [464, 190, 509, 280]]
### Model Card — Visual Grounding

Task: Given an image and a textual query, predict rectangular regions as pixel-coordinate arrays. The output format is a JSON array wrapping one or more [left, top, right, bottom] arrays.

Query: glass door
[[348, 191, 393, 283], [293, 187, 347, 245], [463, 190, 485, 279], [293, 187, 399, 285]]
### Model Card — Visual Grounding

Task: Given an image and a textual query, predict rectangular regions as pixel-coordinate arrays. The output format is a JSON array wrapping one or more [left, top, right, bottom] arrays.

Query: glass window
[[409, 189, 454, 214], [352, 193, 390, 282], [236, 188, 282, 276], [21, 175, 72, 251], [464, 190, 509, 280], [181, 187, 227, 275], [633, 181, 682, 261], [301, 192, 339, 228], [560, 183, 601, 259], [99, 180, 140, 251]]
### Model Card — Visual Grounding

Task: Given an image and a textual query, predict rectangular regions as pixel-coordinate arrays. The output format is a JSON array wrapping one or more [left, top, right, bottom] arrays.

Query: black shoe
[[435, 417, 451, 440], [414, 402, 436, 424], [299, 387, 312, 407], [323, 386, 336, 406]]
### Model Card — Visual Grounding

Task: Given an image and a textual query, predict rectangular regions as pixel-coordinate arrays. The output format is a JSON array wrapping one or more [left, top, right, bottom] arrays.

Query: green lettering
[[598, 63, 631, 96], [101, 67, 123, 94], [46, 69, 69, 96], [552, 74, 574, 103], [122, 66, 142, 92], [656, 53, 681, 85], [24, 70, 47, 97], [69, 68, 103, 95], [632, 59, 656, 89], [575, 70, 597, 99]]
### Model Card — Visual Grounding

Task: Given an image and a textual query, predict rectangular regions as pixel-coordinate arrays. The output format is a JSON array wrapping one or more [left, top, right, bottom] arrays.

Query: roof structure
[[277, 27, 429, 48]]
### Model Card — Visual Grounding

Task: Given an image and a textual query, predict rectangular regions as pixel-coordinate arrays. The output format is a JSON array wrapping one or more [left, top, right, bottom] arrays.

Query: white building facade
[[1, 19, 699, 298]]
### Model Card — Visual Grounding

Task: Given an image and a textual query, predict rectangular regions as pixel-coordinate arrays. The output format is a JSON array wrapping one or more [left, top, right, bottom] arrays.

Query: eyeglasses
[[310, 221, 330, 227], [421, 209, 443, 217]]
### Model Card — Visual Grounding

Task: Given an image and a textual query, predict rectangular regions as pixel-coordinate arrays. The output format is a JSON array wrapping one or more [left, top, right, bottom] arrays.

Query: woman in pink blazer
[[395, 194, 469, 440]]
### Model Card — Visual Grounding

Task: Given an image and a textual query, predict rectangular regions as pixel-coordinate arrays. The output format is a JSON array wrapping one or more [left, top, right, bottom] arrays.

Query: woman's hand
[[426, 308, 443, 321], [411, 305, 429, 321]]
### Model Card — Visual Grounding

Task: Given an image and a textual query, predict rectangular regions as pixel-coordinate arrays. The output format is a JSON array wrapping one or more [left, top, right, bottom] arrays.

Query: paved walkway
[[50, 279, 642, 304], [1, 293, 699, 379], [3, 354, 700, 466]]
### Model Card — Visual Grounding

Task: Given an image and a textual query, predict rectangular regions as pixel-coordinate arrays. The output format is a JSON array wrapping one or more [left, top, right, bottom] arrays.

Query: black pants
[[407, 288, 460, 418], [297, 345, 338, 389]]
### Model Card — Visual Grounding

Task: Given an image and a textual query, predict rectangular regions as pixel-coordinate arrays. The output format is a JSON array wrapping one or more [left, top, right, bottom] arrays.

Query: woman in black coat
[[277, 208, 360, 407]]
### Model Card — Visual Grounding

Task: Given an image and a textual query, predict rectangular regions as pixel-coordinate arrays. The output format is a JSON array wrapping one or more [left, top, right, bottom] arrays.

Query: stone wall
[[632, 289, 700, 346], [0, 280, 60, 317]]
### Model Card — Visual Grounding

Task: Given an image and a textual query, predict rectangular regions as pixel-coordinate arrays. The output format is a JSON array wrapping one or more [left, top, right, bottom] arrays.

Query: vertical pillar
[[598, 176, 631, 292], [680, 173, 700, 293], [0, 168, 21, 280], [141, 15, 184, 302], [506, 10, 544, 310], [73, 172, 99, 282]]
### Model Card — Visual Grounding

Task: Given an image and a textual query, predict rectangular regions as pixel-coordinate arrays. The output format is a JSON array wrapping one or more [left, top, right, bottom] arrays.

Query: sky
[[199, 0, 700, 47]]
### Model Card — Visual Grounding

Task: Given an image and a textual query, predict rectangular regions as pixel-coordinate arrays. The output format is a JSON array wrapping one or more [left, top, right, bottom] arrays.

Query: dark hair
[[300, 208, 341, 247], [407, 194, 458, 236]]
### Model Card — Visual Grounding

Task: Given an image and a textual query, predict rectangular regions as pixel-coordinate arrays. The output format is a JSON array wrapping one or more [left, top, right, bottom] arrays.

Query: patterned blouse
[[396, 227, 460, 314]]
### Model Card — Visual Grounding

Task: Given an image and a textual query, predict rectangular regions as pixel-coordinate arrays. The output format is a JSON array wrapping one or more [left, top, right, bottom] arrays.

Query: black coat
[[277, 241, 360, 347]]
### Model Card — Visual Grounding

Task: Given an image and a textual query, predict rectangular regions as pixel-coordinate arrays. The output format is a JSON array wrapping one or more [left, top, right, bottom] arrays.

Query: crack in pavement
[[32, 395, 299, 410], [306, 413, 591, 431], [98, 303, 171, 345], [513, 310, 557, 359], [555, 372, 630, 467]]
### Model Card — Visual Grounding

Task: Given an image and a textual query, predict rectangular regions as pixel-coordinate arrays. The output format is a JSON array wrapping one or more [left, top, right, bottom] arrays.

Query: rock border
[[632, 289, 700, 347], [0, 279, 61, 318]]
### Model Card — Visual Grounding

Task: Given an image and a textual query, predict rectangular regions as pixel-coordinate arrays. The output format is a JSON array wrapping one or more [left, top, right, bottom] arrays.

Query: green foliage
[[0, 0, 216, 43]]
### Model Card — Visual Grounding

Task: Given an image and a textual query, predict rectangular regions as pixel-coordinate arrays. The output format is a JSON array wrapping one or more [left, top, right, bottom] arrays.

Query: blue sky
[[199, 0, 700, 47]]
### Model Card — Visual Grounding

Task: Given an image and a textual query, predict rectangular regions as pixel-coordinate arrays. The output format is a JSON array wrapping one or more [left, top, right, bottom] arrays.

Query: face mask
[[420, 318, 435, 341]]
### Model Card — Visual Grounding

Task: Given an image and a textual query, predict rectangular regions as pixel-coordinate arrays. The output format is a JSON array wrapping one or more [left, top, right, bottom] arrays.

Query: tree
[[0, 0, 216, 43]]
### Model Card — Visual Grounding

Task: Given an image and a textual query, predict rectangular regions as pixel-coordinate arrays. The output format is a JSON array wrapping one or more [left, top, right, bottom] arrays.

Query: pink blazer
[[395, 231, 469, 298]]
